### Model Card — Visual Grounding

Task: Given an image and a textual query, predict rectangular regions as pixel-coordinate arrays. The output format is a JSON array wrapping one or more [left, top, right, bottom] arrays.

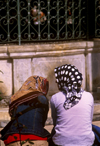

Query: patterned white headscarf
[[54, 64, 84, 110]]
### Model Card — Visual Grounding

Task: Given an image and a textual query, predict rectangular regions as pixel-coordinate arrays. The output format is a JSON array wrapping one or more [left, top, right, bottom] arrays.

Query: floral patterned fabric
[[9, 76, 49, 116]]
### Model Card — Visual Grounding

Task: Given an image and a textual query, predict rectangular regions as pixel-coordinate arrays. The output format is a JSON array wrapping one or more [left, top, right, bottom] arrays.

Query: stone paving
[[0, 102, 100, 146]]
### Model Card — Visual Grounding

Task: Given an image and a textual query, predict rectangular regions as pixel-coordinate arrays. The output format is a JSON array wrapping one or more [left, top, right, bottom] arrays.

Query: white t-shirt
[[50, 91, 95, 146]]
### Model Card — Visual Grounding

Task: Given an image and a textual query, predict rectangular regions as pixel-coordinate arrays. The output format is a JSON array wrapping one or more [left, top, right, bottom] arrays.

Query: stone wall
[[0, 40, 100, 107]]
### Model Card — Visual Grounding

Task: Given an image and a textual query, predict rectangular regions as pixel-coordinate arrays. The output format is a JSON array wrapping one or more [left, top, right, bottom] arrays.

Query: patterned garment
[[54, 64, 84, 110], [9, 76, 49, 116]]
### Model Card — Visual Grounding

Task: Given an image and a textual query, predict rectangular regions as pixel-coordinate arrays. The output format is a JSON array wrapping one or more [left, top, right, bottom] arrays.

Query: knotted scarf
[[9, 75, 49, 116], [54, 64, 83, 110]]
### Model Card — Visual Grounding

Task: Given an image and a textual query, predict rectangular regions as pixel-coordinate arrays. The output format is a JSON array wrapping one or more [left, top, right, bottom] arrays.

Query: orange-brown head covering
[[9, 76, 49, 116]]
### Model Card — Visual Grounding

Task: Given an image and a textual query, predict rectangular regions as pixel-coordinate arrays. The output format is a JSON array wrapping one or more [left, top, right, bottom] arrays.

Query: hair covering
[[54, 64, 83, 110], [9, 75, 49, 116]]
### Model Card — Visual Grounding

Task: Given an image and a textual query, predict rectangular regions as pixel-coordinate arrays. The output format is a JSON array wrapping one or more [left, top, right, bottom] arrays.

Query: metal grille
[[0, 0, 87, 45], [95, 0, 100, 37]]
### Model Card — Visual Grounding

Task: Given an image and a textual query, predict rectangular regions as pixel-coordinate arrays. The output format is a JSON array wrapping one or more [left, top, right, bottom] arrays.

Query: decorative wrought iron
[[95, 0, 100, 37], [0, 0, 88, 45]]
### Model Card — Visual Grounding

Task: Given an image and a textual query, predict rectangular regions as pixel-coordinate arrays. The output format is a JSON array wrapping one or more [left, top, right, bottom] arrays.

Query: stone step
[[0, 108, 10, 128]]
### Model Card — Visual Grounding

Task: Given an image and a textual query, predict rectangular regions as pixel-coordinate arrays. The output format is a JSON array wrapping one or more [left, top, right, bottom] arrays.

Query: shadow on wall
[[0, 81, 10, 107], [47, 68, 59, 101], [92, 41, 100, 100], [92, 49, 100, 92]]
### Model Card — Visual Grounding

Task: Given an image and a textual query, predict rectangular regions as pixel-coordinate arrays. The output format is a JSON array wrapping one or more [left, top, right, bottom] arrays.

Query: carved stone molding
[[0, 41, 97, 58]]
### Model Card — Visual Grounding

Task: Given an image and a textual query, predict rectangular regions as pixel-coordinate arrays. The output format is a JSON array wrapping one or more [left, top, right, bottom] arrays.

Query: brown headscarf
[[9, 76, 49, 116]]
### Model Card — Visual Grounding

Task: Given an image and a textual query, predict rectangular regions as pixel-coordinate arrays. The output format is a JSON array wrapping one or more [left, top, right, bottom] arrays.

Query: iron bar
[[72, 0, 74, 38], [28, 0, 30, 40], [48, 0, 50, 40], [7, 0, 10, 42], [65, 0, 67, 39], [17, 0, 21, 45], [57, 0, 59, 39], [38, 0, 40, 40], [79, 0, 81, 38]]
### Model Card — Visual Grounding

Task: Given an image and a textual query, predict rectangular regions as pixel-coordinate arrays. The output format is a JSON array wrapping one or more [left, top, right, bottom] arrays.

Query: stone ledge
[[0, 41, 99, 58], [7, 41, 93, 53]]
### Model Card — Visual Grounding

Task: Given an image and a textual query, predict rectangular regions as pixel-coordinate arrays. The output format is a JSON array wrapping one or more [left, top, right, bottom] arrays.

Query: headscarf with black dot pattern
[[54, 64, 84, 110]]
